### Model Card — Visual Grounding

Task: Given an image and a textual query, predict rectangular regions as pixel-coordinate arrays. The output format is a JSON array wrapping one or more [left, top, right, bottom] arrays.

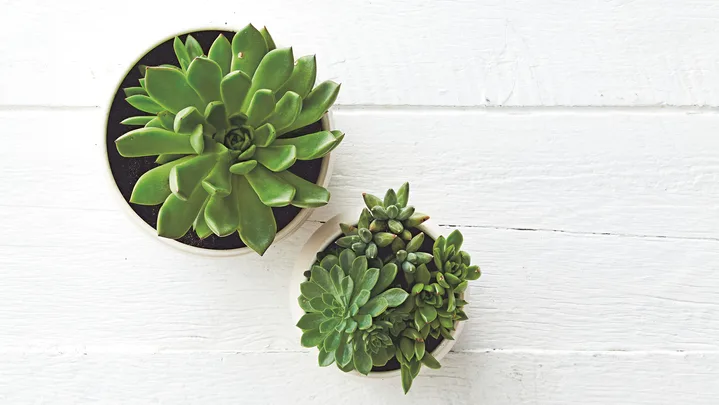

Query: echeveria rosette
[[362, 183, 429, 244], [115, 25, 344, 255], [296, 249, 408, 375], [337, 208, 397, 264]]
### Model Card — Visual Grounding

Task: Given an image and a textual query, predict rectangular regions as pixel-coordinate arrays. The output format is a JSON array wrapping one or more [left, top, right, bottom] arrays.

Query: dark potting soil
[[105, 30, 326, 250], [308, 226, 445, 372]]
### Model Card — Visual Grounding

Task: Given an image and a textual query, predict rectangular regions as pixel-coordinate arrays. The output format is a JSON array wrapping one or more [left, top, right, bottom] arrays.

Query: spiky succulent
[[115, 25, 343, 255], [336, 209, 397, 261], [361, 183, 429, 242], [393, 232, 434, 274], [297, 249, 408, 375]]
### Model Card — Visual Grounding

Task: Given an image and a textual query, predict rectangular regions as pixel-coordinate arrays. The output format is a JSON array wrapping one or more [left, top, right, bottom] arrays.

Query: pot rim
[[102, 29, 335, 257], [290, 209, 467, 379]]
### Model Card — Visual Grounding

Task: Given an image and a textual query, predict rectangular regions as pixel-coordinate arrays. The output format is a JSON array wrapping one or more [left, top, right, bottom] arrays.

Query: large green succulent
[[297, 249, 408, 374], [115, 25, 343, 255]]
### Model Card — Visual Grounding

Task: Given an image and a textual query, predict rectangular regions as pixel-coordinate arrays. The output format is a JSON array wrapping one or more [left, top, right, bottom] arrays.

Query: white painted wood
[[0, 352, 717, 404], [3, 0, 719, 107], [5, 110, 718, 238]]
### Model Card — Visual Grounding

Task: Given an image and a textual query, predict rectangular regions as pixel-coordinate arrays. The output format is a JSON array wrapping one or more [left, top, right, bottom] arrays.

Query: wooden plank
[[3, 0, 719, 106], [1, 215, 718, 352], [5, 109, 717, 238], [0, 351, 716, 404]]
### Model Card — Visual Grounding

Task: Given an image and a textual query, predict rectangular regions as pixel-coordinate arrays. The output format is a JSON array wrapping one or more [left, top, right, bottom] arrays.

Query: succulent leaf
[[184, 35, 204, 60], [280, 80, 340, 134], [245, 89, 276, 127], [204, 101, 230, 131], [130, 156, 193, 205], [260, 27, 276, 50], [234, 175, 277, 255], [231, 24, 268, 76], [121, 116, 154, 126], [208, 34, 232, 77], [273, 130, 338, 160], [241, 47, 294, 112], [187, 57, 223, 104], [220, 70, 252, 117], [228, 160, 257, 175], [276, 54, 317, 100], [116, 128, 195, 157], [254, 145, 297, 172], [126, 95, 164, 114], [157, 185, 209, 239], [273, 170, 330, 208], [173, 37, 191, 71], [253, 123, 277, 147], [245, 165, 296, 207], [266, 91, 302, 132], [169, 153, 217, 200], [145, 67, 205, 114]]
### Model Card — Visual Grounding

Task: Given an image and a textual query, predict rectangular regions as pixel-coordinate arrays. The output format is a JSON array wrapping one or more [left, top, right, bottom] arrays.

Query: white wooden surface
[[2, 0, 719, 403]]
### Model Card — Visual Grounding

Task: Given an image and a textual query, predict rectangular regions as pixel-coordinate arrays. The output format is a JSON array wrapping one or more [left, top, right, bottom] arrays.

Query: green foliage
[[117, 25, 344, 255], [298, 184, 482, 394]]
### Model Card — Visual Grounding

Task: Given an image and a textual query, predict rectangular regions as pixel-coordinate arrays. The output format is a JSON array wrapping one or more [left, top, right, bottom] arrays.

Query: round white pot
[[102, 28, 336, 257], [290, 209, 467, 378]]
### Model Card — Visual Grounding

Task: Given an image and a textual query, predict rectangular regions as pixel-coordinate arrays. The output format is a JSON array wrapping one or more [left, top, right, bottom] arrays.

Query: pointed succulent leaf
[[341, 277, 353, 305], [266, 91, 301, 132], [349, 256, 368, 283], [245, 165, 295, 207], [187, 57, 222, 104], [372, 288, 409, 307], [145, 67, 205, 114], [276, 55, 316, 100], [318, 348, 335, 367], [259, 26, 276, 50], [370, 263, 398, 297], [228, 160, 257, 175], [204, 101, 229, 132], [121, 116, 154, 126], [339, 249, 356, 271], [273, 131, 336, 160], [144, 117, 164, 128], [400, 338, 415, 361], [320, 255, 339, 271], [193, 201, 213, 239], [300, 328, 325, 348], [300, 281, 323, 299], [235, 145, 257, 161], [126, 95, 164, 114], [281, 80, 340, 134], [275, 170, 330, 208], [396, 182, 410, 207], [414, 252, 433, 265], [357, 267, 380, 292], [384, 188, 397, 206], [157, 185, 209, 239], [362, 193, 383, 210], [184, 35, 204, 60], [173, 37, 191, 71], [204, 189, 240, 237], [241, 47, 294, 112], [310, 266, 334, 294], [254, 144, 297, 172], [406, 213, 430, 228], [446, 229, 464, 251], [220, 70, 252, 117], [447, 289, 456, 312], [355, 313, 372, 330], [246, 89, 276, 128], [231, 24, 268, 76], [116, 128, 194, 157], [414, 340, 425, 361], [388, 219, 404, 234], [373, 232, 396, 248], [358, 297, 388, 317], [323, 330, 342, 352], [445, 272, 461, 286], [123, 86, 147, 97], [189, 125, 204, 154], [130, 156, 193, 205], [420, 351, 441, 369], [155, 154, 186, 164], [466, 265, 482, 280], [335, 338, 352, 367], [419, 305, 437, 323], [416, 264, 431, 285], [208, 34, 232, 77], [234, 175, 277, 255], [169, 153, 217, 200], [173, 106, 209, 135], [253, 123, 277, 147], [296, 312, 324, 331], [406, 232, 425, 253], [357, 208, 372, 230], [401, 365, 414, 394]]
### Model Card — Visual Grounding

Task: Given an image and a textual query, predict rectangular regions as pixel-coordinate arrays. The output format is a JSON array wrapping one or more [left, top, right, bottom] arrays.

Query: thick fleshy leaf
[[276, 55, 316, 99], [335, 338, 352, 367], [173, 107, 208, 134], [157, 185, 209, 239], [145, 67, 205, 114], [130, 156, 193, 205], [358, 297, 388, 317], [123, 87, 147, 97], [187, 57, 222, 104], [300, 328, 324, 348], [349, 256, 368, 284], [416, 263, 431, 285], [414, 340, 425, 361], [229, 160, 257, 175], [189, 125, 204, 154], [259, 26, 276, 51], [446, 229, 464, 251], [370, 263, 398, 297], [401, 366, 413, 394], [241, 48, 294, 112], [372, 288, 408, 307], [168, 153, 217, 200], [318, 349, 335, 367], [220, 70, 252, 117], [230, 24, 268, 76], [193, 199, 213, 239], [357, 268, 380, 292], [254, 145, 297, 172], [396, 182, 410, 207], [300, 281, 323, 299], [246, 89, 276, 128], [353, 344, 372, 375], [185, 35, 204, 60], [173, 37, 191, 71], [406, 232, 424, 253], [245, 165, 295, 207], [155, 154, 186, 164], [145, 118, 164, 128], [202, 151, 232, 195], [157, 111, 175, 130], [208, 34, 232, 77], [419, 305, 437, 323], [253, 123, 276, 147], [323, 330, 341, 352], [115, 128, 194, 157], [281, 80, 340, 134], [274, 170, 330, 208], [120, 116, 154, 126], [234, 175, 277, 255], [266, 91, 301, 132], [204, 190, 240, 237], [125, 95, 164, 114], [421, 351, 441, 369], [204, 101, 229, 132], [310, 266, 334, 294], [355, 313, 372, 330], [274, 130, 336, 159], [234, 144, 256, 161]]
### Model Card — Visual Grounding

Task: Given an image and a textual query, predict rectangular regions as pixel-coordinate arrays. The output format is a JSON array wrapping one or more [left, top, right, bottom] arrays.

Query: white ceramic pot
[[290, 209, 467, 378], [102, 28, 336, 256]]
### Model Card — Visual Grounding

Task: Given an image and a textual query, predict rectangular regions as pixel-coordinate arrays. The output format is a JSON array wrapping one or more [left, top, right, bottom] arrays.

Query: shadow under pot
[[104, 28, 342, 256], [289, 210, 467, 378]]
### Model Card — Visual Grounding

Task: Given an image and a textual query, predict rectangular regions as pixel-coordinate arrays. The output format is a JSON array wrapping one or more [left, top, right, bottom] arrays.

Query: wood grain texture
[[2, 0, 719, 107], [0, 352, 717, 404]]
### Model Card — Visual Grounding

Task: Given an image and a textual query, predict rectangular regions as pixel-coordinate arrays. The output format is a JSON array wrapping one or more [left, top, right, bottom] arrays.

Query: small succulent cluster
[[115, 25, 343, 255], [297, 184, 481, 393]]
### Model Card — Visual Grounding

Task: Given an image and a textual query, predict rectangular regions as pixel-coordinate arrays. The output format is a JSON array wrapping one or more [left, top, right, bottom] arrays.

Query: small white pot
[[290, 209, 467, 379]]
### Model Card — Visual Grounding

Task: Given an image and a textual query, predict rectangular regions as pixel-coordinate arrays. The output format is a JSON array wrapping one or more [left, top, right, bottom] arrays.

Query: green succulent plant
[[297, 249, 408, 374], [361, 183, 429, 242], [115, 25, 344, 255], [393, 232, 434, 274]]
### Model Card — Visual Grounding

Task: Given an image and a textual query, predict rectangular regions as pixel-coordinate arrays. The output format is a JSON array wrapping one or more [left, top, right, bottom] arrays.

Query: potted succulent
[[105, 25, 343, 256], [291, 184, 481, 393]]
